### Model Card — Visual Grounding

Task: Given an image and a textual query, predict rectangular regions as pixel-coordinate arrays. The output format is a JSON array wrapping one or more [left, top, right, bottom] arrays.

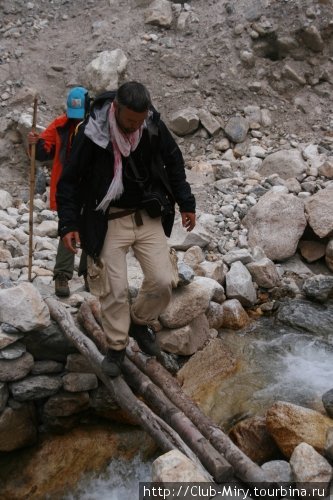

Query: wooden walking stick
[[28, 95, 38, 282]]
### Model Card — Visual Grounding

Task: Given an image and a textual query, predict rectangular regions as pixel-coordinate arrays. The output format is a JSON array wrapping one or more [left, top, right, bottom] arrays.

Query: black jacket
[[57, 92, 195, 259]]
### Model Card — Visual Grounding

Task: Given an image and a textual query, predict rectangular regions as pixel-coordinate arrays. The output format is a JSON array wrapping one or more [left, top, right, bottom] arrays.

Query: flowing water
[[65, 316, 333, 497]]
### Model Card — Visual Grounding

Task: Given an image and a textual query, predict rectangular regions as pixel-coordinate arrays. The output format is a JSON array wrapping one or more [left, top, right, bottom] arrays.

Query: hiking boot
[[54, 273, 70, 297], [129, 321, 161, 356], [101, 348, 125, 377], [83, 273, 90, 292]]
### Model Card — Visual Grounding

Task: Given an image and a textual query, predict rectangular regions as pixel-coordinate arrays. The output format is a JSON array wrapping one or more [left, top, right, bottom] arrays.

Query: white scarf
[[96, 102, 144, 212]]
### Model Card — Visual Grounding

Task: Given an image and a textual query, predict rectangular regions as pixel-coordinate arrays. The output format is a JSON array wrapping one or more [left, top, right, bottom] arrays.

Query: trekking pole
[[28, 94, 38, 282]]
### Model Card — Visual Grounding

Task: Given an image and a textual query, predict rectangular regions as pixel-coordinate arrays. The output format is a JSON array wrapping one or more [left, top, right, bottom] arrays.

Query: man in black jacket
[[57, 81, 196, 377]]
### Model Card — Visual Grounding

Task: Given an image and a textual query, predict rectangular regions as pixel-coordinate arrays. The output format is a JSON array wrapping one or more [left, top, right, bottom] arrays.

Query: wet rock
[[0, 282, 50, 332], [177, 338, 237, 404], [0, 403, 37, 452], [145, 0, 173, 28], [220, 299, 250, 329], [62, 373, 98, 392], [290, 443, 332, 492], [168, 108, 199, 136], [276, 298, 333, 335], [152, 449, 210, 482], [266, 401, 333, 458], [85, 49, 128, 94], [246, 258, 280, 289], [243, 192, 306, 261], [322, 389, 333, 419], [157, 313, 210, 355], [0, 352, 34, 382], [226, 261, 257, 307], [258, 150, 306, 180], [229, 416, 280, 464], [10, 375, 62, 401], [305, 188, 333, 238], [224, 117, 249, 143], [43, 392, 90, 417], [302, 275, 333, 303]]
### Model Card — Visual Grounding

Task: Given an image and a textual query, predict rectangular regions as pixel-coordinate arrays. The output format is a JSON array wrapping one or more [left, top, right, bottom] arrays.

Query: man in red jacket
[[28, 86, 90, 297]]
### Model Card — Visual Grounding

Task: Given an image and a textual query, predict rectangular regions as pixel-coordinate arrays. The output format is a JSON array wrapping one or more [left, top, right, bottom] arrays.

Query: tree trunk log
[[126, 345, 268, 485], [45, 298, 208, 471], [122, 356, 232, 482]]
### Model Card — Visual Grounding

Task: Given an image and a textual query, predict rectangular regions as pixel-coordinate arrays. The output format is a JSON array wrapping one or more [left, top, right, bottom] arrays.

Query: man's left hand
[[181, 212, 196, 232]]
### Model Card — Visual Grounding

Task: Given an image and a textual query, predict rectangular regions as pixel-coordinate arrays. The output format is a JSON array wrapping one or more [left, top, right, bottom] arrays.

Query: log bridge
[[46, 297, 268, 485]]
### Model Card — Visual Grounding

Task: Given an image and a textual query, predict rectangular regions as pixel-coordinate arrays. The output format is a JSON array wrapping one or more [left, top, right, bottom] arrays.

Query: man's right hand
[[62, 231, 81, 254], [27, 131, 40, 145]]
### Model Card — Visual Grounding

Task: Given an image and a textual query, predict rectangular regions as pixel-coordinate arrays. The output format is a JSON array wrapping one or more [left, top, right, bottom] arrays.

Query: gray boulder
[[258, 150, 306, 180], [305, 188, 333, 238]]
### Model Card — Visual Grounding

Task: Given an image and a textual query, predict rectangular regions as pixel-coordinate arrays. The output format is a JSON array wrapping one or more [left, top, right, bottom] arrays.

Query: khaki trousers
[[97, 209, 173, 350]]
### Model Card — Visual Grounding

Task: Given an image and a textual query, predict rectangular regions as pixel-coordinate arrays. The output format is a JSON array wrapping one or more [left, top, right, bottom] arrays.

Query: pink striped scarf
[[96, 102, 144, 212]]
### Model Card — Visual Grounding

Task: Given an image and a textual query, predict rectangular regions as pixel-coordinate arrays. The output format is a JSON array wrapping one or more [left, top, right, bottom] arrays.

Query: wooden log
[[122, 356, 232, 482], [126, 345, 269, 485], [45, 297, 208, 471]]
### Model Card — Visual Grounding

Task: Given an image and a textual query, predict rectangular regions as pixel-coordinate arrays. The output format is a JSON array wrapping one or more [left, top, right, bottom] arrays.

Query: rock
[[0, 382, 8, 412], [168, 108, 199, 136], [0, 329, 24, 349], [223, 249, 253, 266], [318, 161, 333, 178], [229, 416, 280, 464], [198, 109, 221, 136], [0, 403, 37, 452], [243, 192, 306, 261], [0, 425, 153, 498], [177, 261, 195, 286], [220, 299, 250, 329], [194, 276, 226, 303], [85, 49, 128, 94], [152, 449, 210, 482], [224, 116, 249, 143], [168, 220, 210, 250], [65, 354, 94, 373], [43, 392, 90, 417], [157, 314, 210, 355], [326, 427, 333, 460], [277, 298, 333, 335], [326, 239, 333, 272], [0, 352, 34, 382], [0, 282, 50, 332], [266, 401, 333, 458], [206, 301, 224, 329], [0, 190, 13, 210], [10, 375, 63, 401], [0, 341, 26, 360], [34, 220, 58, 238], [23, 323, 77, 362], [258, 150, 306, 180], [290, 443, 332, 493], [159, 279, 222, 328], [145, 0, 173, 28], [305, 188, 333, 238], [302, 275, 333, 303], [322, 389, 333, 419], [177, 338, 237, 404], [246, 258, 280, 288], [31, 360, 64, 375], [299, 25, 324, 52], [225, 261, 257, 307], [62, 373, 98, 392], [196, 260, 225, 284], [298, 240, 327, 263], [261, 460, 293, 485], [282, 63, 306, 85]]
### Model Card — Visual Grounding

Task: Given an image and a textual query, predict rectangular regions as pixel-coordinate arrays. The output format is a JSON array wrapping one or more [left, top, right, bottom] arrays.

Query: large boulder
[[85, 49, 128, 94], [258, 149, 306, 180], [266, 401, 333, 458], [290, 443, 332, 492], [168, 108, 200, 136], [305, 188, 333, 238], [225, 261, 257, 306], [157, 314, 210, 355], [0, 282, 50, 332], [152, 449, 210, 482], [276, 298, 333, 336], [243, 192, 307, 261]]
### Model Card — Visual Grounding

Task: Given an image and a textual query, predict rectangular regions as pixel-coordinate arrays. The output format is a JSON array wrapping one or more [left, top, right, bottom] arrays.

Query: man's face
[[114, 103, 148, 134]]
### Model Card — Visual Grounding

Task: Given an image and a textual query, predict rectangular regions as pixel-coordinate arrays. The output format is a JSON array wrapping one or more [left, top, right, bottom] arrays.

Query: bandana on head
[[96, 102, 145, 212]]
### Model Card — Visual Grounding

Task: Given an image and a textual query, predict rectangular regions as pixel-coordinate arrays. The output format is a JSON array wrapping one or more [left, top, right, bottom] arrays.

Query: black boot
[[101, 348, 125, 377], [129, 321, 161, 356]]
